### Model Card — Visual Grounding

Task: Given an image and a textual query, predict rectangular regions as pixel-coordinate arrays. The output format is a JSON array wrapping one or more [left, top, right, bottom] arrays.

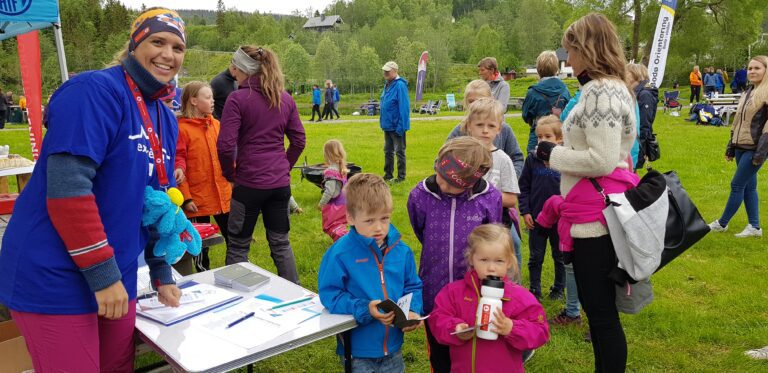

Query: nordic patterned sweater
[[549, 78, 636, 238]]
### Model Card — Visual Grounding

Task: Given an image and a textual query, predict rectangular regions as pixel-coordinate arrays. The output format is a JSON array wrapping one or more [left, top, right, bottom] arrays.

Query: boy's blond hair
[[464, 224, 519, 279], [460, 97, 504, 135], [536, 50, 560, 78], [463, 79, 492, 108], [535, 115, 563, 139], [344, 173, 393, 218], [437, 137, 493, 182]]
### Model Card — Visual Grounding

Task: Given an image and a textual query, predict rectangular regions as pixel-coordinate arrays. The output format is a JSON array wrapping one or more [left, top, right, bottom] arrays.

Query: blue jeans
[[565, 263, 581, 318], [342, 350, 404, 373], [719, 149, 763, 228]]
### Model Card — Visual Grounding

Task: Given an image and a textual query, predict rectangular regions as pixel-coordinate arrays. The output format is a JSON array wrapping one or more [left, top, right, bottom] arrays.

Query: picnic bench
[[359, 100, 379, 116], [508, 97, 524, 111], [705, 93, 741, 124]]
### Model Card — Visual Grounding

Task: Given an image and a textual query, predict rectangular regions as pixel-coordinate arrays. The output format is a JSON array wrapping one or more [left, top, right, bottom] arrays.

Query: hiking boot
[[708, 220, 728, 232], [548, 288, 564, 300], [551, 310, 581, 325], [735, 224, 762, 238], [746, 346, 768, 360]]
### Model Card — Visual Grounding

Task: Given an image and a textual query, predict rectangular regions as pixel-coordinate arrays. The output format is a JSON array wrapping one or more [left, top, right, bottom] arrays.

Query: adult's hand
[[725, 155, 734, 162], [158, 284, 182, 308], [95, 280, 129, 320]]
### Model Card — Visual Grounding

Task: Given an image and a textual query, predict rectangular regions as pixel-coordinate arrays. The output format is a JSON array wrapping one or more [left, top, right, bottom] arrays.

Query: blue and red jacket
[[318, 224, 423, 358]]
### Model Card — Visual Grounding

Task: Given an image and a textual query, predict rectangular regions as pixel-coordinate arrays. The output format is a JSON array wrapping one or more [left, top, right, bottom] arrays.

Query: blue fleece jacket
[[318, 224, 423, 358], [522, 77, 571, 126], [379, 77, 410, 137], [312, 88, 321, 105], [519, 152, 561, 218]]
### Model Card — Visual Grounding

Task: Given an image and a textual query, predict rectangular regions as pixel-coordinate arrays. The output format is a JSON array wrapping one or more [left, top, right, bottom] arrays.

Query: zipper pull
[[378, 264, 385, 285]]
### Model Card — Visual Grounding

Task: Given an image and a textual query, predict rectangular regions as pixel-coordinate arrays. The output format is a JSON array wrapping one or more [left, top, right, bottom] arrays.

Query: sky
[[118, 0, 336, 15]]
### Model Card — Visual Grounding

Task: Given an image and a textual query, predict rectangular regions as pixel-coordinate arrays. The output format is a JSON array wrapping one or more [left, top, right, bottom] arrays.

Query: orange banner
[[18, 31, 43, 161]]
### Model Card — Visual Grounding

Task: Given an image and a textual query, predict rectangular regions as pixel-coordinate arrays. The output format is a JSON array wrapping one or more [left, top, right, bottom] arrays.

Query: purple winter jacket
[[217, 76, 306, 189], [407, 175, 503, 313]]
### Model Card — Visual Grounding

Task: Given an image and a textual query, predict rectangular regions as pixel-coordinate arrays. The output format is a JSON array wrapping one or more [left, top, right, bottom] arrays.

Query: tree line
[[1, 0, 767, 98]]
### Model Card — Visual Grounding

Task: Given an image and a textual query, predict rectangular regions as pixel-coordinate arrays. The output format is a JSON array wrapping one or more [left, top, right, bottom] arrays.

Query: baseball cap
[[382, 61, 399, 71]]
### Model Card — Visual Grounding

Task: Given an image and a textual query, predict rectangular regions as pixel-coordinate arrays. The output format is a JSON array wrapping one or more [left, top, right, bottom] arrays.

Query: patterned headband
[[129, 8, 186, 52], [435, 153, 488, 189]]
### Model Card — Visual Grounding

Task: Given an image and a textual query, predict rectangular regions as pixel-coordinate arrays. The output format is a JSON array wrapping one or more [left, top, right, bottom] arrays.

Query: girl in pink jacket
[[428, 224, 549, 372]]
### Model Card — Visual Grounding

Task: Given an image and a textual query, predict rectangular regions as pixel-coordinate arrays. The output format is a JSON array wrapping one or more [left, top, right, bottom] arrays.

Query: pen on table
[[270, 296, 315, 310], [137, 291, 158, 301], [227, 312, 255, 329]]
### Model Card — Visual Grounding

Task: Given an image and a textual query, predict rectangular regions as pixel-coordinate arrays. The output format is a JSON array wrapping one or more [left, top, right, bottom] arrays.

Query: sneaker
[[708, 220, 728, 232], [551, 310, 581, 325], [735, 225, 762, 238], [522, 349, 535, 364], [746, 346, 768, 359]]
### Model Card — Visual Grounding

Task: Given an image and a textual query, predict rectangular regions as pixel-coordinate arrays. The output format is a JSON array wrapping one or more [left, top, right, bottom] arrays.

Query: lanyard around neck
[[124, 69, 170, 189]]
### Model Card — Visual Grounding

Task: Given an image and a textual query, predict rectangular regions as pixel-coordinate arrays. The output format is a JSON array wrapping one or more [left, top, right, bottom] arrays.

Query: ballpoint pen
[[226, 312, 255, 329]]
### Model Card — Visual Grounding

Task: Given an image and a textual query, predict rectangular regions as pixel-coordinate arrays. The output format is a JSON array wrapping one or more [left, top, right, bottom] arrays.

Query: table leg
[[0, 177, 8, 194], [343, 331, 352, 373], [247, 364, 253, 373], [17, 173, 31, 192]]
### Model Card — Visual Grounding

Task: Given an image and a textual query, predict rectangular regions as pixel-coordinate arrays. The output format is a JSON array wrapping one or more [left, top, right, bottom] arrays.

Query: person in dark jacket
[[0, 88, 6, 129], [217, 45, 306, 283], [626, 63, 660, 169], [380, 61, 410, 182], [733, 66, 748, 93], [522, 51, 571, 152], [210, 66, 237, 120], [322, 79, 339, 120], [310, 84, 322, 122]]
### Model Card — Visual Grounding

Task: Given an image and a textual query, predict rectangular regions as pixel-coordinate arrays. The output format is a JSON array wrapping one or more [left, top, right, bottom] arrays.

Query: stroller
[[298, 161, 363, 189], [663, 90, 682, 115]]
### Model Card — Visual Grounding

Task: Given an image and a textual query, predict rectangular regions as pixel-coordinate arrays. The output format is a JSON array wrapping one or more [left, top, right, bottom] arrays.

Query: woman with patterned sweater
[[535, 13, 637, 372]]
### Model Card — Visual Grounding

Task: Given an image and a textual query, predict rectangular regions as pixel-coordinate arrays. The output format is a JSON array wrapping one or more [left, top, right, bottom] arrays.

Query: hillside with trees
[[2, 0, 767, 97]]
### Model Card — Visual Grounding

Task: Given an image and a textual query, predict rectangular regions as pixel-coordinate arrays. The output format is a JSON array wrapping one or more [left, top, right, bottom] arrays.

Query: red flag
[[18, 31, 43, 161]]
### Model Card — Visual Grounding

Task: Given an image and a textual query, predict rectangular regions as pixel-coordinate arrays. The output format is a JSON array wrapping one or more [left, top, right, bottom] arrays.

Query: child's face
[[191, 87, 214, 116], [536, 126, 562, 145], [348, 208, 392, 246], [470, 242, 513, 280], [435, 173, 469, 195], [466, 116, 501, 148]]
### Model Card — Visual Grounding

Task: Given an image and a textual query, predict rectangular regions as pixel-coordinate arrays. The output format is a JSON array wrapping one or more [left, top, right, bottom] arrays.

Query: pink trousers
[[322, 204, 349, 242], [11, 300, 137, 373]]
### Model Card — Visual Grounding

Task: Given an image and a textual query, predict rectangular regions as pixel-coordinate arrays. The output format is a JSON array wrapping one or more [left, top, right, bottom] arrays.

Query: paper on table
[[193, 299, 300, 349]]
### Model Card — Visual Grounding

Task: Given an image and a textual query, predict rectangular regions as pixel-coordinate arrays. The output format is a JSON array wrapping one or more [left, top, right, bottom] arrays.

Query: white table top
[[135, 262, 356, 373], [0, 165, 34, 178]]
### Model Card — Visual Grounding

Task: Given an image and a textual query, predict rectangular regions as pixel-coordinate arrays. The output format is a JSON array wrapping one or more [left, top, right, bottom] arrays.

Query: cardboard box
[[0, 320, 34, 373]]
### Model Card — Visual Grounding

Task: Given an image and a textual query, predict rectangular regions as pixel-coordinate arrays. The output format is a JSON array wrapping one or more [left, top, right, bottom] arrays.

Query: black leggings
[[323, 103, 339, 119], [690, 85, 701, 103], [572, 235, 627, 373], [310, 104, 322, 121]]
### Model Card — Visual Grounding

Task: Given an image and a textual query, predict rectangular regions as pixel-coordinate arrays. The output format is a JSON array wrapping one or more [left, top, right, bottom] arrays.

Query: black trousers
[[528, 227, 565, 294], [572, 235, 627, 373], [310, 104, 322, 121], [192, 214, 229, 271], [424, 322, 451, 373], [322, 103, 339, 119], [690, 85, 701, 103]]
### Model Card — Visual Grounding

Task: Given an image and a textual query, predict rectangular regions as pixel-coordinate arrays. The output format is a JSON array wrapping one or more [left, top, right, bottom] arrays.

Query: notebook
[[136, 282, 243, 326]]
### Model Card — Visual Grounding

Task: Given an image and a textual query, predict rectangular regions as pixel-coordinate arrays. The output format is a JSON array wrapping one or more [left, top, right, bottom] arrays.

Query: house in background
[[303, 15, 344, 32]]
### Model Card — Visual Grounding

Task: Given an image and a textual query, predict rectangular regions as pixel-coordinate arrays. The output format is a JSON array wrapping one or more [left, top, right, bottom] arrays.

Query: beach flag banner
[[415, 51, 429, 101], [647, 0, 677, 88], [18, 30, 43, 161]]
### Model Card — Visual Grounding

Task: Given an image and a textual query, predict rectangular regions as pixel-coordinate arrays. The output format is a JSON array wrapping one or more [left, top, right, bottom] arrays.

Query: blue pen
[[226, 312, 255, 329]]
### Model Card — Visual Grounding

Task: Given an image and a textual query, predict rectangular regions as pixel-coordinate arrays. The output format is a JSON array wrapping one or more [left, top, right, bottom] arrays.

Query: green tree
[[512, 0, 559, 64], [313, 35, 342, 80]]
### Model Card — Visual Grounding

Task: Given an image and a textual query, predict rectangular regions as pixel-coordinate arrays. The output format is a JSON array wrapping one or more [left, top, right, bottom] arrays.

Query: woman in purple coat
[[217, 46, 306, 284]]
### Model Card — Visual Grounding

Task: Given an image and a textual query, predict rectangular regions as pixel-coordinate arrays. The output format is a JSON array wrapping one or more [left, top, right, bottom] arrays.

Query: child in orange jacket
[[174, 81, 232, 273]]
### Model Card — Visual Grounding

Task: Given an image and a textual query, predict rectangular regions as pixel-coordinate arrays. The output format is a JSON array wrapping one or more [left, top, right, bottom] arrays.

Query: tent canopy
[[0, 0, 60, 41]]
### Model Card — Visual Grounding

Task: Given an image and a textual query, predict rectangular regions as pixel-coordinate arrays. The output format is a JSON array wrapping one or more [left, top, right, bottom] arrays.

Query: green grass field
[[2, 112, 768, 372]]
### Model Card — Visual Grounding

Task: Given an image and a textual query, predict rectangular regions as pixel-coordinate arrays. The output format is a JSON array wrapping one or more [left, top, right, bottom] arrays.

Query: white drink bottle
[[475, 275, 505, 340]]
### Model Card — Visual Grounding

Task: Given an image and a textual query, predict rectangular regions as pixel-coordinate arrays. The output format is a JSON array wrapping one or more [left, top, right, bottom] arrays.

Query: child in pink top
[[428, 224, 549, 372]]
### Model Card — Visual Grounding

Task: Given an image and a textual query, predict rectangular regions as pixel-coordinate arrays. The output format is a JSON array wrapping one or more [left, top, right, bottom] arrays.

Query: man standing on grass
[[380, 61, 410, 182]]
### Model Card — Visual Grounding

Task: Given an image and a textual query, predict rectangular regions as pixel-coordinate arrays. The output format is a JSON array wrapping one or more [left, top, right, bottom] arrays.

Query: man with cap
[[380, 61, 410, 182]]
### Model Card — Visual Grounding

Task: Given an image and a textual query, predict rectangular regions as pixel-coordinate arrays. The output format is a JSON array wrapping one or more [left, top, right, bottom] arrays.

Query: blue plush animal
[[141, 186, 202, 265]]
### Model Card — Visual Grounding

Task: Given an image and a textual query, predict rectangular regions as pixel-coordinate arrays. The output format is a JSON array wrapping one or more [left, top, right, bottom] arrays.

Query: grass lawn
[[2, 113, 768, 372]]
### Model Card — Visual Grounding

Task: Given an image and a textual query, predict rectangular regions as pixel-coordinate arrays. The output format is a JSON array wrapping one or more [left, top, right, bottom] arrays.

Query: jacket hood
[[634, 80, 659, 97], [532, 77, 567, 97], [178, 115, 214, 127]]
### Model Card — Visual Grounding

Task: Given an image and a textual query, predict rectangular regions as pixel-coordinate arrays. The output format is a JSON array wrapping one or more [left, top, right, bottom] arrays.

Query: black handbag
[[655, 171, 710, 271]]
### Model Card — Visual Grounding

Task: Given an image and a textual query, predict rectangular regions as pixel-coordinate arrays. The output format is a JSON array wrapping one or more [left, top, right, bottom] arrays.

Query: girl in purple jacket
[[407, 137, 503, 372], [429, 224, 549, 373]]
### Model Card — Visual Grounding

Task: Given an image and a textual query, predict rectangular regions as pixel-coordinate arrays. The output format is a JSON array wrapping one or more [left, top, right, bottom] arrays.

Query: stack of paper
[[136, 282, 242, 326]]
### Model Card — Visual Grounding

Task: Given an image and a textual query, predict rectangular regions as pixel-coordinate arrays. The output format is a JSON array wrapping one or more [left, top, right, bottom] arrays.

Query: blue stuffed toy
[[141, 186, 202, 265]]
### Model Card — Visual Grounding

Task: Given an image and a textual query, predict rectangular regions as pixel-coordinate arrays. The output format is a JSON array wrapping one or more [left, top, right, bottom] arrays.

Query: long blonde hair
[[323, 139, 349, 176], [240, 45, 285, 109], [180, 81, 210, 119], [747, 56, 768, 108], [562, 13, 626, 81]]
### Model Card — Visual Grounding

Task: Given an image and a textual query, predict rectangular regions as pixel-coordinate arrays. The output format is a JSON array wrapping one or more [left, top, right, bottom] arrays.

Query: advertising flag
[[647, 0, 677, 88], [415, 51, 429, 101], [18, 30, 43, 161]]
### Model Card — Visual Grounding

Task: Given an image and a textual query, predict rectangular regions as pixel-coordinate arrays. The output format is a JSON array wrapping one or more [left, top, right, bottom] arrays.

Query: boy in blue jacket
[[318, 173, 423, 371]]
